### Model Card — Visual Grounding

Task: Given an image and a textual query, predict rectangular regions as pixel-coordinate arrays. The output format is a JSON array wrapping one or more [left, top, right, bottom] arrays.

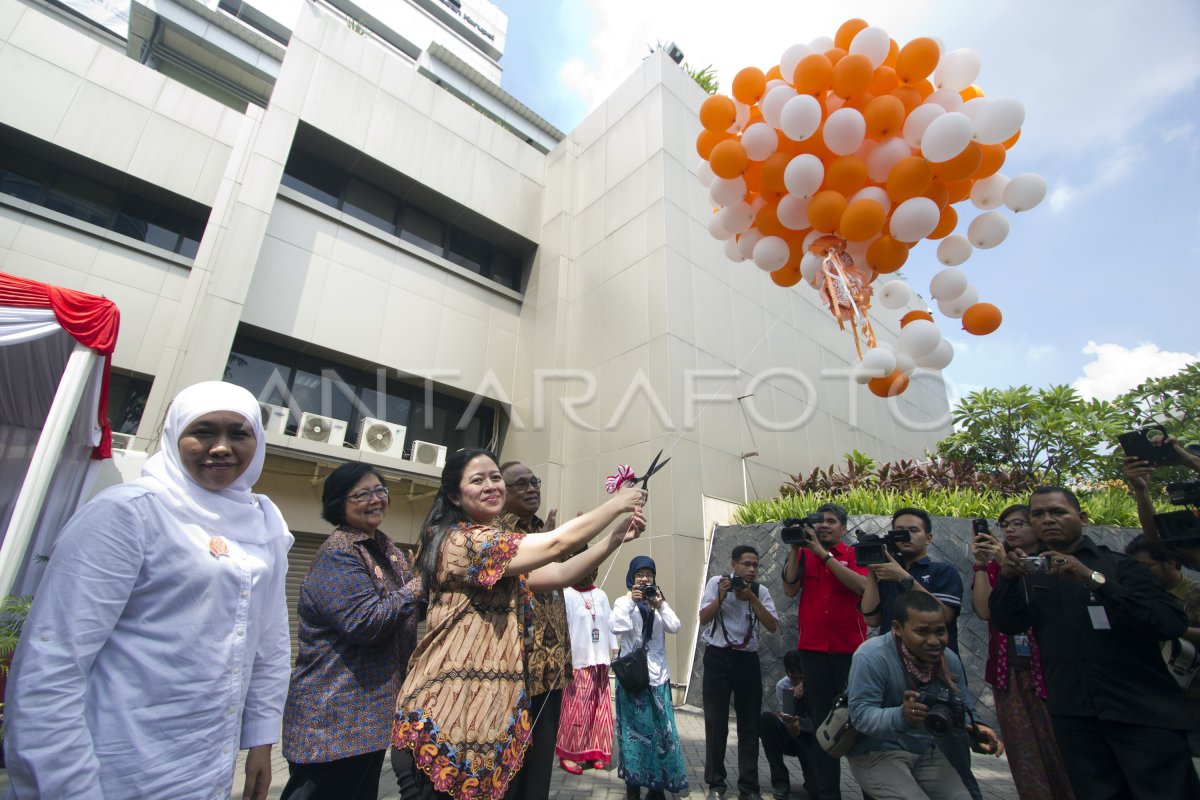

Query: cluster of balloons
[[697, 19, 1047, 398]]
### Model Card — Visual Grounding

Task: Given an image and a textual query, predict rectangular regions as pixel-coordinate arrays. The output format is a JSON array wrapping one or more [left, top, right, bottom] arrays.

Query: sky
[[496, 0, 1200, 405]]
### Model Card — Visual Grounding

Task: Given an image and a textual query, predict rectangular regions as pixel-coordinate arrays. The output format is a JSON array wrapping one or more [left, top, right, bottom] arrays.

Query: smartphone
[[1118, 424, 1181, 466]]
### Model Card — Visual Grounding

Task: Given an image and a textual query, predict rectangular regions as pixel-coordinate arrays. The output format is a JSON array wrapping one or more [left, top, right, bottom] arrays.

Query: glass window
[[358, 386, 413, 427], [43, 173, 117, 227], [106, 373, 153, 435], [224, 351, 293, 407], [282, 151, 344, 207], [343, 177, 398, 233], [399, 206, 445, 255], [291, 367, 355, 425], [491, 250, 521, 290], [0, 149, 50, 203], [446, 227, 487, 275]]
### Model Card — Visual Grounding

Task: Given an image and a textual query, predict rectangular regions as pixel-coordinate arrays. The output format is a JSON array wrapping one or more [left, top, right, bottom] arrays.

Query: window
[[343, 177, 397, 233], [491, 251, 521, 291], [399, 206, 445, 255], [44, 173, 117, 228], [447, 227, 487, 275], [107, 373, 153, 435], [281, 150, 344, 207]]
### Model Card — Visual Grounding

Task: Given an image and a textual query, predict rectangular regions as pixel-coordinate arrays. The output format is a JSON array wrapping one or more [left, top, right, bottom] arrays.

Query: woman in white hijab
[[4, 381, 294, 800]]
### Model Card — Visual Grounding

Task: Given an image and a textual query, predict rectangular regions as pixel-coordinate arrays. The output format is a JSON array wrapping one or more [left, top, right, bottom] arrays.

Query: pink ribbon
[[605, 465, 637, 493]]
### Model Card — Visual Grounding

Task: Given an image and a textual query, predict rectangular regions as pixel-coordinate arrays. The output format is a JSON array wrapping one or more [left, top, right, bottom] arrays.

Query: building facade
[[0, 0, 951, 678]]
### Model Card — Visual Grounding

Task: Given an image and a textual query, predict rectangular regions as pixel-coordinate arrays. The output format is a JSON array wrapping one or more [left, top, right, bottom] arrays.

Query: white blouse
[[610, 594, 681, 687], [563, 587, 616, 668], [4, 485, 292, 800]]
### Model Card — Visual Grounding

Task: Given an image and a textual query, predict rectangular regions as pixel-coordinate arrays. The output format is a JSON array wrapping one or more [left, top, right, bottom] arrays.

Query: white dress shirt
[[563, 587, 616, 668], [699, 575, 778, 653], [4, 485, 291, 800], [610, 595, 681, 687]]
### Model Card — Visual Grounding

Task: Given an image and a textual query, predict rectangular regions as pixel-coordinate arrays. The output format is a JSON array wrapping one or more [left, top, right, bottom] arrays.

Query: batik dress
[[391, 523, 534, 799]]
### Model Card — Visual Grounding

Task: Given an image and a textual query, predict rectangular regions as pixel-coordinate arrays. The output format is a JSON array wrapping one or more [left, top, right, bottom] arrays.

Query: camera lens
[[924, 706, 954, 737]]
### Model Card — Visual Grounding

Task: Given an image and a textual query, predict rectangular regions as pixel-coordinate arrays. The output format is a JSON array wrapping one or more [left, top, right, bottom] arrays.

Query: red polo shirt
[[796, 543, 868, 653]]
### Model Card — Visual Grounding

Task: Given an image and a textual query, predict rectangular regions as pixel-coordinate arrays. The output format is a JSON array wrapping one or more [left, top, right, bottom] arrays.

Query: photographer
[[1123, 438, 1200, 569], [780, 504, 867, 800], [990, 487, 1200, 800], [845, 592, 1001, 800], [759, 650, 821, 800], [698, 545, 779, 800]]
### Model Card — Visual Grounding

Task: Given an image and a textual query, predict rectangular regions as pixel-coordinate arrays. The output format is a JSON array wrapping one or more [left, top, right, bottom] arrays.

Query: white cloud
[[1047, 143, 1143, 211], [1072, 341, 1199, 401], [1026, 344, 1055, 363]]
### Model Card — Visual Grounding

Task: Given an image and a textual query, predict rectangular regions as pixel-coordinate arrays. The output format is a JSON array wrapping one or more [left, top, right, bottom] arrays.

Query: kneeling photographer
[[845, 592, 1001, 800]]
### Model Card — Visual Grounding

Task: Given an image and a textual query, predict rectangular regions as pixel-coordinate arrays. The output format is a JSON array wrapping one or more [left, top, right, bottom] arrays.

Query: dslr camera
[[1167, 481, 1200, 507], [780, 513, 825, 545], [853, 529, 912, 566], [639, 584, 660, 601], [913, 688, 966, 737]]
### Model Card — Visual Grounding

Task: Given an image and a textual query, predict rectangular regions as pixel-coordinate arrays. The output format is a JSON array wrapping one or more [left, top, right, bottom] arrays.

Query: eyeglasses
[[505, 477, 541, 491], [347, 487, 389, 503], [997, 519, 1029, 530]]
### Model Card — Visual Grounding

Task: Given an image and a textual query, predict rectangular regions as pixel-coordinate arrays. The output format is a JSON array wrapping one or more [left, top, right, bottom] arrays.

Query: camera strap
[[711, 582, 757, 650]]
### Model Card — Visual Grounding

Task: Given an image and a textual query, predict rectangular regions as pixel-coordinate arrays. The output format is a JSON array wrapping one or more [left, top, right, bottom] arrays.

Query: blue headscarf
[[625, 555, 656, 589]]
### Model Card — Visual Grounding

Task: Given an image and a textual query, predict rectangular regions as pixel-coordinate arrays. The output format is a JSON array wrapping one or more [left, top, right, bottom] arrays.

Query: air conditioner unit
[[357, 417, 406, 458], [297, 412, 347, 447], [259, 402, 289, 435], [410, 439, 447, 468], [110, 432, 135, 451]]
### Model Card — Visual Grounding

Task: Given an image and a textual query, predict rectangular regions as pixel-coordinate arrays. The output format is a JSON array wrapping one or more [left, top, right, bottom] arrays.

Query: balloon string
[[825, 249, 866, 360]]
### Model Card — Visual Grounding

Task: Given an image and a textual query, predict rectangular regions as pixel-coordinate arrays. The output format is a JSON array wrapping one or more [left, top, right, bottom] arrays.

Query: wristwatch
[[822, 552, 834, 563], [900, 576, 915, 591], [1088, 570, 1107, 589]]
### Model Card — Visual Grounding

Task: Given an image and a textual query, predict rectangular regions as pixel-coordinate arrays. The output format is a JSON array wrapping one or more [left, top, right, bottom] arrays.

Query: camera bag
[[612, 606, 654, 694], [815, 691, 859, 757]]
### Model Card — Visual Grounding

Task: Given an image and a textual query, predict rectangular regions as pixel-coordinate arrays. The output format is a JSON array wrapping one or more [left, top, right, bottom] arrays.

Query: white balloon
[[749, 195, 767, 213], [929, 267, 969, 301], [738, 228, 764, 259], [779, 43, 813, 84], [784, 153, 825, 198], [861, 346, 897, 377], [777, 194, 811, 230], [852, 365, 874, 385], [926, 88, 963, 112], [874, 340, 895, 351], [894, 351, 917, 376], [742, 122, 779, 161], [850, 26, 891, 68], [866, 137, 913, 182], [717, 201, 755, 234], [850, 185, 891, 214], [803, 228, 823, 251], [809, 35, 834, 51], [921, 112, 973, 162], [937, 234, 972, 266], [968, 210, 1010, 249], [902, 103, 945, 149], [753, 236, 790, 272], [1003, 173, 1047, 212], [823, 108, 867, 156], [779, 94, 823, 141], [708, 213, 734, 241], [761, 85, 798, 129], [940, 285, 979, 318], [975, 97, 1025, 145], [723, 237, 744, 262], [959, 96, 988, 125], [846, 239, 870, 266], [970, 173, 1009, 210], [800, 252, 822, 286], [766, 79, 789, 92], [878, 280, 912, 309], [825, 93, 845, 112], [897, 319, 942, 359], [889, 197, 940, 242], [697, 159, 715, 187], [914, 338, 954, 370], [731, 101, 750, 133], [934, 48, 981, 92], [709, 175, 747, 206]]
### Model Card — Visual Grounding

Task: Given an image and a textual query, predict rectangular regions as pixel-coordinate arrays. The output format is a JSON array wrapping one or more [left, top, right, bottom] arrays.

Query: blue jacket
[[846, 634, 975, 756]]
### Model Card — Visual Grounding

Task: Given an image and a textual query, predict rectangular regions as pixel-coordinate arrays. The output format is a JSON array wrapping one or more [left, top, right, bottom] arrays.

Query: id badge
[[591, 628, 600, 643], [1087, 605, 1111, 630], [1013, 634, 1032, 657]]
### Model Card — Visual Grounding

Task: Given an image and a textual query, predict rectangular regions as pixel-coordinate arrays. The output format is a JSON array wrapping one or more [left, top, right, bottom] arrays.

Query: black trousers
[[797, 650, 853, 800], [1051, 715, 1200, 800], [503, 688, 563, 800], [759, 712, 821, 797], [703, 645, 762, 795], [391, 747, 452, 800], [280, 749, 386, 800]]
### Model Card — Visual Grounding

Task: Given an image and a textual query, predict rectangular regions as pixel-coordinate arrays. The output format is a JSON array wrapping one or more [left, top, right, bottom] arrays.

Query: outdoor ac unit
[[297, 412, 347, 447], [357, 417, 406, 458], [110, 432, 135, 451], [410, 439, 447, 468], [259, 402, 289, 435]]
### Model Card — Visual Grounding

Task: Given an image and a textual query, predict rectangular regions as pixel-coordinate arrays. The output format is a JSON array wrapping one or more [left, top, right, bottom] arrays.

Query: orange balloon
[[928, 204, 958, 239], [962, 302, 1003, 335], [743, 160, 765, 193], [835, 18, 870, 51], [884, 39, 900, 68], [756, 203, 787, 237], [839, 198, 886, 242], [793, 53, 834, 95], [844, 92, 876, 112], [825, 47, 848, 66], [1002, 129, 1021, 149], [945, 179, 973, 203], [710, 139, 749, 179], [825, 156, 869, 196], [868, 370, 910, 398], [832, 54, 873, 99], [867, 66, 900, 96], [699, 95, 737, 132], [896, 37, 939, 84], [959, 84, 984, 102], [900, 309, 934, 327], [930, 141, 982, 182], [732, 67, 767, 105], [973, 143, 1006, 180], [891, 85, 923, 114], [697, 128, 730, 159], [913, 78, 935, 99], [886, 156, 934, 203], [761, 152, 792, 193], [924, 178, 950, 209], [808, 190, 848, 233], [867, 235, 909, 273], [765, 64, 783, 82], [864, 95, 906, 139], [771, 263, 803, 287]]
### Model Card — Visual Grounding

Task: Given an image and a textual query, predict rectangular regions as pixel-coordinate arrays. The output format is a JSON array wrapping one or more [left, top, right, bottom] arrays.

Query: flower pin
[[209, 536, 229, 558]]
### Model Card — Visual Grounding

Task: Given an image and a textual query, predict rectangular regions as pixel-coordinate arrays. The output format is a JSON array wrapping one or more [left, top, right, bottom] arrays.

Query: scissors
[[637, 449, 670, 491]]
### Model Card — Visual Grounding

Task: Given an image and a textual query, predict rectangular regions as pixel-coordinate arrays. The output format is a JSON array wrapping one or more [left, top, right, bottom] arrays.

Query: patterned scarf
[[893, 631, 957, 690]]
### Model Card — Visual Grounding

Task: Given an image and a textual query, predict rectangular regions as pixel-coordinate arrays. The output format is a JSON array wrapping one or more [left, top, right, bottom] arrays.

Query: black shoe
[[627, 787, 643, 800], [647, 791, 667, 800], [738, 793, 763, 800], [706, 791, 726, 800]]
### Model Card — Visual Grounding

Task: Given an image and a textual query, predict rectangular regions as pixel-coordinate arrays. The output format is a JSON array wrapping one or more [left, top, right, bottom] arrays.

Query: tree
[[1112, 362, 1200, 446], [934, 385, 1124, 485], [684, 63, 719, 95]]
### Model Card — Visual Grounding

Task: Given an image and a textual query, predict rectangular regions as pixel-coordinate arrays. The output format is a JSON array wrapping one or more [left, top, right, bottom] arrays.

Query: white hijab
[[137, 381, 291, 546]]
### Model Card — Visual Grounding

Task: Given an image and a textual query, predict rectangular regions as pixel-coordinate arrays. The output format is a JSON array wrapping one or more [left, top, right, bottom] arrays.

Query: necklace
[[582, 588, 600, 643]]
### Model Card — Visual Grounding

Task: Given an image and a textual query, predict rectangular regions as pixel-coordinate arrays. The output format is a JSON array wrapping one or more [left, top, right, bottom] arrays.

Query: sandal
[[559, 758, 583, 775], [592, 760, 608, 770]]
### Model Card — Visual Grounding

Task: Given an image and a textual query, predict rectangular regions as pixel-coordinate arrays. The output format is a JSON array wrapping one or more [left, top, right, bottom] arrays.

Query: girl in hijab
[[4, 381, 293, 800], [610, 555, 688, 800]]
